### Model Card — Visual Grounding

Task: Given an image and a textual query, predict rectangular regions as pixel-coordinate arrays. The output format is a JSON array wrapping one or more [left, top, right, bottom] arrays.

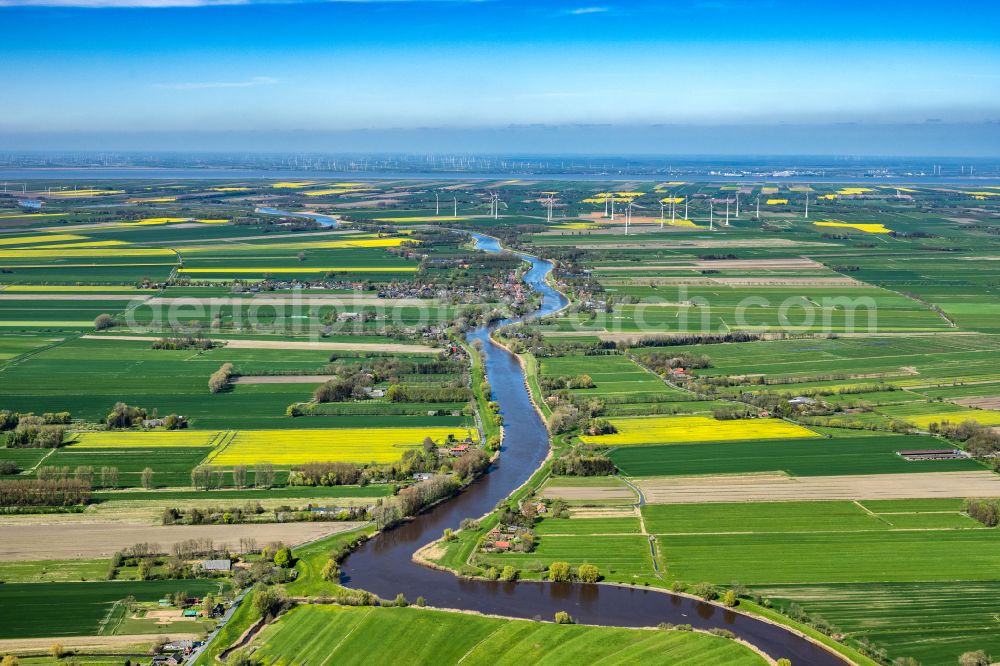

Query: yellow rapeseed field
[[836, 188, 874, 195], [271, 182, 317, 189], [761, 187, 779, 194], [130, 197, 177, 203], [814, 221, 891, 234], [578, 415, 818, 446], [0, 213, 70, 219], [0, 234, 88, 246], [903, 411, 1000, 429], [47, 189, 124, 197], [818, 194, 838, 200], [303, 187, 374, 197], [766, 199, 789, 205], [554, 222, 599, 230], [207, 427, 479, 465], [0, 248, 176, 259], [67, 431, 224, 448], [659, 197, 684, 204], [211, 187, 250, 192]]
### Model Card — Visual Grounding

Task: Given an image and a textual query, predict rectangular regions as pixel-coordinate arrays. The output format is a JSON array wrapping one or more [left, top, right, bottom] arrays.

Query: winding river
[[333, 230, 848, 665]]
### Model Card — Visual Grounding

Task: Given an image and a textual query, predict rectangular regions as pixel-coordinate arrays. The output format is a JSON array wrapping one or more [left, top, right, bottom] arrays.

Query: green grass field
[[478, 534, 655, 582], [0, 580, 225, 638], [610, 434, 985, 477], [643, 499, 980, 534], [757, 582, 1000, 666], [659, 528, 1000, 585], [251, 605, 766, 666]]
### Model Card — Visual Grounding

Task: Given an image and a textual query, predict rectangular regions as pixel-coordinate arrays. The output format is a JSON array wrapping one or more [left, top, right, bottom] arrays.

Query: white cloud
[[567, 6, 607, 14], [153, 76, 278, 89]]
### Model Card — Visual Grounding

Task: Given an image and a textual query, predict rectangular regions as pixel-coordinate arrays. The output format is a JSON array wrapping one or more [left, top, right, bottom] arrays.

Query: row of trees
[[152, 335, 216, 351], [0, 478, 91, 506], [38, 465, 120, 488], [191, 464, 275, 490]]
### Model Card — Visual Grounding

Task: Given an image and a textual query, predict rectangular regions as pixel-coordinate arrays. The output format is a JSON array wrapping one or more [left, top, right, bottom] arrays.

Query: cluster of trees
[[106, 402, 147, 429], [539, 374, 595, 391], [636, 352, 712, 376], [152, 335, 216, 351], [0, 478, 90, 506], [963, 498, 999, 527], [930, 420, 1000, 458], [385, 384, 471, 403], [209, 363, 235, 394], [547, 561, 600, 583], [94, 313, 115, 330], [1, 411, 69, 448], [550, 450, 616, 476], [371, 474, 462, 529], [584, 418, 616, 436], [313, 370, 374, 403]]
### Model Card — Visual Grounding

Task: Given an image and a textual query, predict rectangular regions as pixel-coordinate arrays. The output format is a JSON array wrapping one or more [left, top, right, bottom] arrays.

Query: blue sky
[[1, 0, 999, 154]]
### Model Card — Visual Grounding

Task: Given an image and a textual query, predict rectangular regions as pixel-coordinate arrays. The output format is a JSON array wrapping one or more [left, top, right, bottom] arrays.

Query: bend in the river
[[262, 215, 846, 665]]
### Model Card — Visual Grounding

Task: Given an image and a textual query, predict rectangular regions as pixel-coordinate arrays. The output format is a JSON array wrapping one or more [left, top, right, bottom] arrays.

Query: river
[[338, 231, 848, 665]]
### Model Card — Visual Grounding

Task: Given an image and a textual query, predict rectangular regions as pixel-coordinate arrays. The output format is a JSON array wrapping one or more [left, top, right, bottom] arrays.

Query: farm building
[[200, 559, 232, 572], [897, 449, 968, 461]]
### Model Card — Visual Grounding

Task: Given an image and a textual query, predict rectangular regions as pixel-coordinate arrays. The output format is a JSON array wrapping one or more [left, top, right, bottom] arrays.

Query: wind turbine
[[604, 193, 609, 218], [435, 193, 440, 216], [454, 197, 458, 217], [710, 200, 714, 230], [756, 195, 760, 220], [659, 201, 665, 229], [735, 192, 740, 218], [804, 189, 809, 219], [610, 193, 615, 221], [544, 194, 555, 223], [684, 196, 688, 220], [725, 198, 730, 226], [671, 197, 676, 226]]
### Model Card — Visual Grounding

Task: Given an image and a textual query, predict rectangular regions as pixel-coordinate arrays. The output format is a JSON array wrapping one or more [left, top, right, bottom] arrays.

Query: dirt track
[[539, 485, 637, 501], [636, 472, 1000, 504], [0, 633, 199, 653], [0, 521, 365, 560], [231, 375, 336, 384]]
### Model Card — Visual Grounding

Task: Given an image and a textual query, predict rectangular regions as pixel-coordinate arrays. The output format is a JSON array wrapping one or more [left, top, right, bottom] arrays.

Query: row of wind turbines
[[427, 187, 812, 234]]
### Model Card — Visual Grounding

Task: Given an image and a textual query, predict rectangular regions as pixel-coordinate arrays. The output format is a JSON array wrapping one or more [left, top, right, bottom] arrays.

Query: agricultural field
[[206, 426, 478, 465], [2, 178, 1000, 665], [0, 580, 224, 639], [249, 605, 766, 666], [609, 433, 987, 478], [579, 415, 818, 446]]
